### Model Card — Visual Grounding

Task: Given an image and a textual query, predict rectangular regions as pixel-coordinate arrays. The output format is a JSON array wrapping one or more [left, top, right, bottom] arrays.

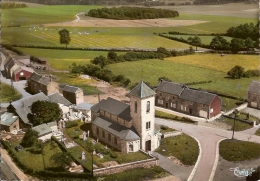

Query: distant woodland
[[87, 7, 179, 20]]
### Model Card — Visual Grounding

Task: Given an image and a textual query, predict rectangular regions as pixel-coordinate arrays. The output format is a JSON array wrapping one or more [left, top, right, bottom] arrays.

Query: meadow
[[107, 57, 259, 99]]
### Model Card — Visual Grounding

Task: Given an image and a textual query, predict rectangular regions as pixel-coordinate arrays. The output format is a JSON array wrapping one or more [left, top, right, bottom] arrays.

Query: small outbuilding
[[248, 80, 260, 110], [0, 112, 20, 132], [32, 124, 52, 142]]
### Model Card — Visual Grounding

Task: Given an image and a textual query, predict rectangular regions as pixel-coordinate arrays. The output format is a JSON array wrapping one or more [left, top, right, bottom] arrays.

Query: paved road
[[155, 118, 260, 181], [1, 53, 31, 107]]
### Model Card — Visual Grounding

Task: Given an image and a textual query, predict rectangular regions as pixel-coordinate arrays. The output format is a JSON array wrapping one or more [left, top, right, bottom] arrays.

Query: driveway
[[155, 118, 260, 181]]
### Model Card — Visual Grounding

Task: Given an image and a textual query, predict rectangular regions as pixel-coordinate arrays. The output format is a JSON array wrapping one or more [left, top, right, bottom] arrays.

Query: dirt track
[[45, 18, 208, 27]]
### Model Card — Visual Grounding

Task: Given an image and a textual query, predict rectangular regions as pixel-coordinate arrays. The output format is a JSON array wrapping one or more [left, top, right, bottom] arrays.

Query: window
[[146, 121, 151, 130], [108, 134, 111, 141], [96, 127, 99, 135], [102, 131, 105, 138], [135, 101, 137, 113], [146, 101, 150, 113], [158, 99, 163, 104], [171, 103, 176, 108], [189, 101, 193, 105], [210, 108, 214, 113], [114, 137, 117, 144], [202, 104, 206, 108], [181, 105, 186, 111]]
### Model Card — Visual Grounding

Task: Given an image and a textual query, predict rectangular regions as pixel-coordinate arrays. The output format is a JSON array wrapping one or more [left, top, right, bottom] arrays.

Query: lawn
[[219, 139, 260, 161], [1, 83, 21, 102], [224, 117, 252, 131], [156, 134, 199, 165], [155, 110, 195, 124], [9, 140, 62, 172]]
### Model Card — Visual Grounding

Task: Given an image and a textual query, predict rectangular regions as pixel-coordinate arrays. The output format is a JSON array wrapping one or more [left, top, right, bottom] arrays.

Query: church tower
[[128, 80, 158, 152]]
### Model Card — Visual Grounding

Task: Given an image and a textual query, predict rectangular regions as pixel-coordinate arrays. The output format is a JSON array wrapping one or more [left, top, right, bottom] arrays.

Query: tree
[[31, 101, 61, 126], [210, 36, 230, 50], [230, 38, 245, 53], [58, 29, 71, 48], [188, 36, 201, 51], [50, 152, 73, 170], [21, 129, 39, 147], [107, 51, 118, 60], [227, 65, 244, 79], [244, 37, 254, 50]]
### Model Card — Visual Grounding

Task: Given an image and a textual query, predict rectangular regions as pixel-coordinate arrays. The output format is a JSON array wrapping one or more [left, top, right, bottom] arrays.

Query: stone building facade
[[247, 81, 260, 110], [0, 112, 20, 132], [91, 81, 160, 153], [62, 85, 84, 105], [27, 72, 59, 95], [156, 80, 222, 119]]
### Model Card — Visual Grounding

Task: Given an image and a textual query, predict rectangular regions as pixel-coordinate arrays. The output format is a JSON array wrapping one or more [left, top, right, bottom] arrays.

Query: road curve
[[155, 118, 260, 181]]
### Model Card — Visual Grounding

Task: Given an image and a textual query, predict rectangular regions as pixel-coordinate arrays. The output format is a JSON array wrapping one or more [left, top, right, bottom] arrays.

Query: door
[[189, 108, 192, 115], [251, 102, 257, 108], [165, 103, 168, 108], [145, 140, 151, 152], [199, 110, 208, 118]]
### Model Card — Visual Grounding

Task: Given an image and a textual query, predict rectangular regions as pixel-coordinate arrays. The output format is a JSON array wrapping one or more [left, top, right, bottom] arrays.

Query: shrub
[[27, 146, 42, 154], [66, 121, 78, 128], [110, 151, 118, 158]]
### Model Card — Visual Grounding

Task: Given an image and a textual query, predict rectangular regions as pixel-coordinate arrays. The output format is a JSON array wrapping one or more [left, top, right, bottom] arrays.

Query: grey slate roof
[[48, 93, 72, 106], [156, 80, 184, 95], [4, 58, 15, 70], [27, 72, 52, 86], [32, 124, 52, 137], [11, 92, 49, 124], [91, 97, 132, 121], [0, 112, 18, 126], [63, 85, 81, 93], [47, 121, 57, 128], [72, 102, 93, 111], [248, 81, 260, 94], [128, 80, 156, 98], [156, 80, 217, 105], [93, 116, 140, 141], [180, 88, 216, 105]]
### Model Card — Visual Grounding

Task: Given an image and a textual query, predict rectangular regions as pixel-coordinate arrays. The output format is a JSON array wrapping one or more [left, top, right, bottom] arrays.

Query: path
[[155, 118, 260, 181], [152, 152, 193, 181], [1, 148, 30, 181]]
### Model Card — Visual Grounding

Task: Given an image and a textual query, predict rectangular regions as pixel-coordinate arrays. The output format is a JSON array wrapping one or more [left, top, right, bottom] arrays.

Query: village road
[[155, 118, 260, 181], [0, 53, 31, 107]]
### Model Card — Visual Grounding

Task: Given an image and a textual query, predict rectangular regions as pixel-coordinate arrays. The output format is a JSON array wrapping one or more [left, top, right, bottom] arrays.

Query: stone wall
[[162, 131, 182, 139], [93, 153, 158, 176]]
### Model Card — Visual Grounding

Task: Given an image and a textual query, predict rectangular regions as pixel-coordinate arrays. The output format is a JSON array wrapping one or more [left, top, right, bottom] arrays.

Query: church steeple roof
[[128, 80, 156, 98]]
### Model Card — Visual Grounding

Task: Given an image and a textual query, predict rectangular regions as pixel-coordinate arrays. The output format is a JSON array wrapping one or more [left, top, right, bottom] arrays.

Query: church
[[91, 80, 160, 153]]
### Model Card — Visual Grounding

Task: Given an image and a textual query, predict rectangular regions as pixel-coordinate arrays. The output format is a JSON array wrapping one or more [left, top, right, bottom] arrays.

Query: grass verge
[[155, 110, 196, 124], [1, 83, 21, 102], [156, 134, 199, 165], [224, 117, 252, 131], [219, 139, 260, 162], [255, 129, 260, 136]]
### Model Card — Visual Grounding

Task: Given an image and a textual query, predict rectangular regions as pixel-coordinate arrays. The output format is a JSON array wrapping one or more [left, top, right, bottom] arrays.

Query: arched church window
[[135, 101, 137, 113], [146, 101, 150, 113]]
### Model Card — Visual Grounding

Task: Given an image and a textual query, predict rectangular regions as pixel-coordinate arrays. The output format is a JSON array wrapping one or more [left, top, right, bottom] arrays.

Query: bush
[[66, 121, 78, 128], [27, 146, 42, 154], [110, 151, 118, 158]]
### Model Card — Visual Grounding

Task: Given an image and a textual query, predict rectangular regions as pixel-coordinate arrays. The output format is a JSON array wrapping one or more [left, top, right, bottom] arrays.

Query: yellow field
[[165, 54, 259, 73]]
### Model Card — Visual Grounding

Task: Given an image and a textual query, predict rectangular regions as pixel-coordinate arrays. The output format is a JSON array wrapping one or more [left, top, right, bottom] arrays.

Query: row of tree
[[1, 2, 28, 9], [161, 34, 258, 53], [87, 7, 179, 20], [226, 22, 259, 40], [193, 0, 246, 5]]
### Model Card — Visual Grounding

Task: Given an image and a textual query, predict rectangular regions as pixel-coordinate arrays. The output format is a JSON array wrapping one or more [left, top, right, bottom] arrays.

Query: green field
[[1, 5, 102, 26], [1, 83, 21, 102], [107, 57, 259, 98], [164, 34, 233, 45]]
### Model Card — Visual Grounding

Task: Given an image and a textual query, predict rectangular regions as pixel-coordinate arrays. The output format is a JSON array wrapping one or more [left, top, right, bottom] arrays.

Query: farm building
[[155, 80, 222, 119], [247, 80, 260, 110], [62, 85, 84, 105], [91, 80, 160, 153], [9, 92, 49, 129], [27, 72, 59, 95], [0, 112, 20, 132], [12, 66, 34, 82], [13, 55, 31, 66]]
